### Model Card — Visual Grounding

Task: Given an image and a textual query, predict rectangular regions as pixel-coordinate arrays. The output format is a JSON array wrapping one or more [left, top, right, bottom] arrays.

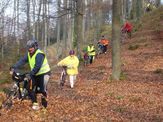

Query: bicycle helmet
[[26, 40, 38, 49], [69, 50, 75, 55]]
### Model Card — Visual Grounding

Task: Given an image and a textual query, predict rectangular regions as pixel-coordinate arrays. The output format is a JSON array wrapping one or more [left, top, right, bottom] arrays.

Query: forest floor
[[0, 8, 163, 122]]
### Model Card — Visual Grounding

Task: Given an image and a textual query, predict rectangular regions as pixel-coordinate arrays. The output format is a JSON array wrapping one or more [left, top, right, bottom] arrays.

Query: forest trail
[[0, 10, 163, 122]]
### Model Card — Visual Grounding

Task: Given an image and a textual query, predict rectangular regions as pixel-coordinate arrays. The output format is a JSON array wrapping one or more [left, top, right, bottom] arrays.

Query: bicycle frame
[[97, 43, 104, 56], [121, 30, 128, 43], [59, 66, 67, 88], [1, 71, 29, 109]]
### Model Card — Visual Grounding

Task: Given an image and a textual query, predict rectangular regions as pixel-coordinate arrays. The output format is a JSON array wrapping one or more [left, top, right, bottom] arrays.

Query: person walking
[[11, 39, 51, 110], [57, 50, 79, 88], [87, 43, 96, 64]]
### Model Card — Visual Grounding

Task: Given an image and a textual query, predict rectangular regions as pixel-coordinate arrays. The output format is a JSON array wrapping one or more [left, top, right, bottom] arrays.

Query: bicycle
[[96, 43, 105, 59], [121, 29, 128, 44], [1, 71, 30, 109], [121, 28, 131, 44], [59, 66, 67, 88]]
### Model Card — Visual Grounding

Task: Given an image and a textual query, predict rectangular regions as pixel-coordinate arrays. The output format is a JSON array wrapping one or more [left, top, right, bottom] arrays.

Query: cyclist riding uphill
[[121, 20, 133, 38], [98, 36, 109, 54], [57, 50, 79, 89], [87, 43, 96, 64], [10, 39, 51, 110]]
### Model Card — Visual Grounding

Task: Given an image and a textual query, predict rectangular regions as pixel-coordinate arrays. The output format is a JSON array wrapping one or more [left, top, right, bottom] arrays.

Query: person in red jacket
[[121, 20, 133, 38]]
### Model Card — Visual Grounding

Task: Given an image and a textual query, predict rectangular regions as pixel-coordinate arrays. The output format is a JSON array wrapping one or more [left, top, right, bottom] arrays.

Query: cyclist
[[87, 43, 96, 64], [121, 20, 133, 38], [11, 39, 51, 110], [98, 36, 109, 54], [57, 50, 79, 89]]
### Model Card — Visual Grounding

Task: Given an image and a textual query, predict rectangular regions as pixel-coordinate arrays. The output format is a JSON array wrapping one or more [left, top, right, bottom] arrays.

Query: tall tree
[[26, 0, 31, 41], [130, 0, 143, 20], [122, 0, 130, 20], [155, 0, 161, 7], [112, 0, 121, 80], [32, 0, 36, 39], [36, 0, 42, 42], [74, 0, 84, 55], [0, 6, 4, 60], [56, 0, 62, 59], [16, 0, 20, 55], [43, 0, 48, 54], [62, 0, 68, 57]]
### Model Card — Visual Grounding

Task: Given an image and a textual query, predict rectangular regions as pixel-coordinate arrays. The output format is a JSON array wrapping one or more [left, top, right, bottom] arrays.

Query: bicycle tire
[[60, 73, 66, 86], [59, 68, 67, 87], [1, 89, 18, 109]]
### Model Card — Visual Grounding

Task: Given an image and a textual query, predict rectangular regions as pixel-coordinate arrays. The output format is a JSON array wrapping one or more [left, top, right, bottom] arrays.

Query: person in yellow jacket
[[57, 50, 79, 88], [87, 43, 96, 64], [11, 40, 51, 110]]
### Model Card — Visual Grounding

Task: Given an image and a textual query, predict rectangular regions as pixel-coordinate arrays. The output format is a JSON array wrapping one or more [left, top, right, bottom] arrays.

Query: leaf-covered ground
[[0, 9, 163, 122]]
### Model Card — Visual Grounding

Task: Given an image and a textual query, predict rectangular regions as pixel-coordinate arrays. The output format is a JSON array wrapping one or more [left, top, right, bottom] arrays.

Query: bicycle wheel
[[1, 89, 18, 109], [121, 32, 127, 44], [60, 72, 66, 87]]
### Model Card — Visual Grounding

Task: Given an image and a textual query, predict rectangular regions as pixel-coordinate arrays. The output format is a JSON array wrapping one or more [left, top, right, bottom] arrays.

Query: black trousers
[[28, 74, 49, 103], [89, 55, 95, 64]]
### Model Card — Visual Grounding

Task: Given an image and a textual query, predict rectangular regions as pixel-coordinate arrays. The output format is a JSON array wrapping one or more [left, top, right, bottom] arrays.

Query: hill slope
[[0, 7, 163, 122]]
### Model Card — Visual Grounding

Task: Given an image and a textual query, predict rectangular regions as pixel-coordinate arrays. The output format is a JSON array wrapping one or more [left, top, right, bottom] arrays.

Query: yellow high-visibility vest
[[28, 49, 50, 75], [87, 45, 96, 56]]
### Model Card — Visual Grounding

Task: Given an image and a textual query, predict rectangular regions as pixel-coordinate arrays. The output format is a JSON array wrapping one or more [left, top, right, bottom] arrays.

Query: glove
[[67, 64, 73, 69], [25, 73, 31, 80]]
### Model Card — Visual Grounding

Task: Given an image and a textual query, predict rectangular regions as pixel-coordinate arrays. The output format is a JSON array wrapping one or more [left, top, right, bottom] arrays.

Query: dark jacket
[[13, 49, 45, 75]]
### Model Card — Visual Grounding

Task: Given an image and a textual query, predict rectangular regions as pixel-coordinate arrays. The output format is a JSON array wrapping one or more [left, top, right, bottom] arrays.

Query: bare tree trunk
[[56, 0, 61, 59], [0, 9, 4, 60], [17, 0, 20, 55], [62, 0, 68, 57], [41, 0, 45, 48], [27, 0, 31, 41], [32, 0, 36, 39], [43, 0, 48, 54], [47, 1, 50, 46], [136, 0, 143, 19], [37, 0, 42, 41], [155, 0, 160, 7], [67, 0, 73, 51], [75, 0, 84, 56], [95, 0, 103, 40], [13, 0, 16, 38], [112, 0, 121, 80]]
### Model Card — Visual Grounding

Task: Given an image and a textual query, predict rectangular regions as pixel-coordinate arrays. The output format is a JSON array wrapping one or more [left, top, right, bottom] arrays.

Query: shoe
[[70, 86, 74, 89], [41, 97, 47, 108], [32, 102, 40, 110]]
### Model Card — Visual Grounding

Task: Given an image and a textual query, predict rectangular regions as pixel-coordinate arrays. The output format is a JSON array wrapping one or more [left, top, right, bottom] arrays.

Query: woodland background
[[0, 0, 163, 121], [0, 0, 162, 82]]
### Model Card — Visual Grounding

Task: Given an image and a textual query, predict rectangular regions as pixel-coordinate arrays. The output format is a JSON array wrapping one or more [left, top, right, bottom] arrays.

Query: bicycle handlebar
[[12, 71, 28, 83]]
